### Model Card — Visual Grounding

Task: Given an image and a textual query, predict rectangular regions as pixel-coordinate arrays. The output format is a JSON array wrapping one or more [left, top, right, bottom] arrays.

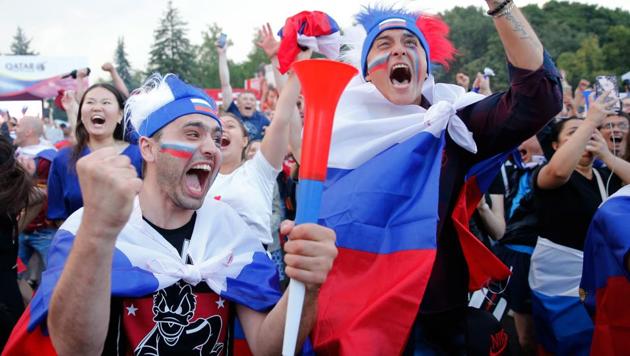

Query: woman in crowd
[[47, 84, 142, 224], [208, 44, 306, 246], [0, 136, 45, 348], [528, 92, 630, 353], [208, 24, 306, 248]]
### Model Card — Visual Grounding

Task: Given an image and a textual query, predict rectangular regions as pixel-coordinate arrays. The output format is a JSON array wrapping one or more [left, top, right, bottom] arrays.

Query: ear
[[139, 136, 157, 163], [551, 141, 559, 151], [365, 72, 372, 82]]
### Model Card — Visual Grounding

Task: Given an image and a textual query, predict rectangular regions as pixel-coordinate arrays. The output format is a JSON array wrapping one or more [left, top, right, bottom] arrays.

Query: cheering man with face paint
[[312, 4, 563, 355], [4, 74, 337, 356]]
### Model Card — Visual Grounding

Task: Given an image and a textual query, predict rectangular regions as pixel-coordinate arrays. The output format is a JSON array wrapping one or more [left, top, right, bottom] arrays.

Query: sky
[[2, 0, 629, 82]]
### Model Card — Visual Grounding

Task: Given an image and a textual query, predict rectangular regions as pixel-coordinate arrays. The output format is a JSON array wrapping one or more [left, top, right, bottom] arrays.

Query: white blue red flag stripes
[[529, 237, 593, 355], [3, 198, 281, 355], [311, 78, 511, 354], [277, 11, 341, 74], [581, 184, 630, 354]]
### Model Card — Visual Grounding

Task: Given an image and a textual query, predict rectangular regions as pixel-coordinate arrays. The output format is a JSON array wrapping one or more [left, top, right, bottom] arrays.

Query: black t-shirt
[[103, 213, 232, 356], [532, 165, 623, 251]]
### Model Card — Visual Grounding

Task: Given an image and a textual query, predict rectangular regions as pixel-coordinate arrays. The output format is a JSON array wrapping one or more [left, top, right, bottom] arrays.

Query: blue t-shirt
[[47, 144, 143, 221], [227, 101, 270, 141]]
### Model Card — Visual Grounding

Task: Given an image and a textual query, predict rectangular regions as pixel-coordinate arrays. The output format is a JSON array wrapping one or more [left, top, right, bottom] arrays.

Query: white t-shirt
[[208, 150, 280, 245]]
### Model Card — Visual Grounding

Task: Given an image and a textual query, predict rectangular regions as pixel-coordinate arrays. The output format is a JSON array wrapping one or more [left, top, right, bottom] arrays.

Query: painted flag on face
[[3, 198, 281, 356], [277, 11, 341, 74], [580, 185, 630, 354], [311, 78, 510, 354], [529, 237, 593, 355]]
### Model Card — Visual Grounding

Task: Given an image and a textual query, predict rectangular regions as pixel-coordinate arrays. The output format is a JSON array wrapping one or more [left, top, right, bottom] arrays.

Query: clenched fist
[[77, 147, 142, 241], [281, 221, 337, 292]]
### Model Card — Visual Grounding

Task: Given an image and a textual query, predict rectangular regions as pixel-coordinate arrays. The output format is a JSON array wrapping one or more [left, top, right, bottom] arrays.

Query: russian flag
[[529, 237, 593, 355], [311, 79, 510, 354], [581, 185, 630, 354], [3, 198, 281, 355], [378, 18, 409, 30]]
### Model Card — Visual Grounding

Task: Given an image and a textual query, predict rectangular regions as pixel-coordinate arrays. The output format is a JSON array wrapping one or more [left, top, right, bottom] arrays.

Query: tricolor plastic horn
[[282, 59, 357, 356]]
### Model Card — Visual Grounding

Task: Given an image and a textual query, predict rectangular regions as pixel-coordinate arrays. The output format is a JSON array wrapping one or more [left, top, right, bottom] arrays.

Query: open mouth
[[609, 134, 624, 143], [390, 64, 412, 87], [184, 163, 212, 197], [220, 136, 231, 148], [91, 115, 106, 126]]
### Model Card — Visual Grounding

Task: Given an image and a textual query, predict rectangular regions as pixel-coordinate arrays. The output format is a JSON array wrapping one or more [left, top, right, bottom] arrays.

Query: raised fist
[[101, 62, 115, 72], [76, 147, 142, 240]]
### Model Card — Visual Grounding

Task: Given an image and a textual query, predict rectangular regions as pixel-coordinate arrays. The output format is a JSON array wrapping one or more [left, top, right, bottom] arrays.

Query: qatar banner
[[0, 56, 88, 99]]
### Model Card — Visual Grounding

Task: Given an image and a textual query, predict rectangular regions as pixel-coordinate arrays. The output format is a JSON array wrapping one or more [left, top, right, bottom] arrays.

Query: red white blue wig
[[126, 74, 221, 138], [346, 6, 456, 81]]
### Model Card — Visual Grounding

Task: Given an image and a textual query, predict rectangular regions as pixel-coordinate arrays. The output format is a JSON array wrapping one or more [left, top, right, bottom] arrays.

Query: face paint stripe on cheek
[[408, 50, 420, 82], [367, 53, 390, 75], [159, 141, 197, 160]]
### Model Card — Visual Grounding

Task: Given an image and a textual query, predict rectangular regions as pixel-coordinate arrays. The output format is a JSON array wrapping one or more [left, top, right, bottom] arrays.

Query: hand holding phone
[[217, 33, 227, 49], [595, 75, 621, 112]]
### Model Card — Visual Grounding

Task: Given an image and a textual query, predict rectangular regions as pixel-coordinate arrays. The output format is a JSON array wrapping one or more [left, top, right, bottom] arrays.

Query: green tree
[[10, 27, 37, 55], [230, 30, 268, 89], [148, 1, 197, 84], [437, 2, 630, 90], [196, 23, 225, 88], [114, 37, 138, 89], [557, 35, 610, 86], [602, 25, 630, 77]]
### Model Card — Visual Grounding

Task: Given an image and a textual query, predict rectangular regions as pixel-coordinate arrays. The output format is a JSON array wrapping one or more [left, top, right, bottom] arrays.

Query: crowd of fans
[[1, 19, 629, 354]]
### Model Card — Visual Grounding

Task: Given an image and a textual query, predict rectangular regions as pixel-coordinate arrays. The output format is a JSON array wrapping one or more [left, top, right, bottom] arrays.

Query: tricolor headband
[[126, 74, 221, 138]]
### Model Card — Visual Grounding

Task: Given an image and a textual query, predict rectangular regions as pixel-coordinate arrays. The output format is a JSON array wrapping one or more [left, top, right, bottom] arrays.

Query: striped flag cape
[[581, 184, 630, 354], [311, 78, 511, 354], [529, 237, 593, 355], [3, 198, 281, 355]]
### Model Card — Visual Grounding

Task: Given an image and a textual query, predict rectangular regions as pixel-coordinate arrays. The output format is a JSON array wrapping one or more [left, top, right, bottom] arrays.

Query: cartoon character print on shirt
[[134, 282, 224, 356]]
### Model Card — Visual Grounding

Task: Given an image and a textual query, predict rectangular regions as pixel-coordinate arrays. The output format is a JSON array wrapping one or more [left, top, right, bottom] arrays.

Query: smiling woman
[[46, 84, 143, 224]]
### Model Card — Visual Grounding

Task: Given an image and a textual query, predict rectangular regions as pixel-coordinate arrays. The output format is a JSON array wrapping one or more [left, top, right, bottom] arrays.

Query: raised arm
[[256, 23, 286, 92], [74, 68, 90, 103], [216, 43, 233, 110], [461, 3, 562, 161], [476, 194, 506, 240], [259, 50, 310, 169], [102, 62, 130, 98], [537, 92, 615, 189], [237, 221, 337, 355], [48, 147, 142, 355], [588, 130, 630, 185], [486, 0, 543, 70], [61, 90, 79, 142]]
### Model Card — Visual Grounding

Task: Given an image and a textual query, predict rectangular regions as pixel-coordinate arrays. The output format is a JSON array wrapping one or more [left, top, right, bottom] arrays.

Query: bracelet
[[487, 0, 512, 16], [494, 1, 515, 17]]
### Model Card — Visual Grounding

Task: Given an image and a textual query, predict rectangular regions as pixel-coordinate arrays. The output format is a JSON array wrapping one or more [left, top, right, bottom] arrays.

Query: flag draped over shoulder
[[3, 198, 281, 356], [581, 185, 630, 354], [312, 77, 510, 354]]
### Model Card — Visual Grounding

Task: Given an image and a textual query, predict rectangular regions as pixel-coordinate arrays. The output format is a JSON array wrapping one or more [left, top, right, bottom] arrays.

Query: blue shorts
[[18, 227, 56, 268]]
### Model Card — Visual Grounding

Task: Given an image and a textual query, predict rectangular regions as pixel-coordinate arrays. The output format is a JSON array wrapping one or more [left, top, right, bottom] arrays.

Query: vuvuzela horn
[[282, 59, 357, 356]]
